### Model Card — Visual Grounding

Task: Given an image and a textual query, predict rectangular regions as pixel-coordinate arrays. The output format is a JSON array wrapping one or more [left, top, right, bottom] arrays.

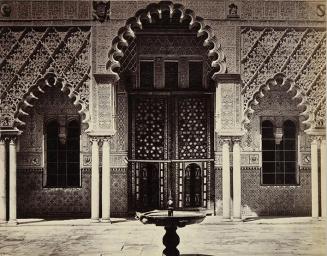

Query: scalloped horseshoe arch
[[14, 72, 89, 129], [106, 1, 227, 81], [242, 73, 312, 131]]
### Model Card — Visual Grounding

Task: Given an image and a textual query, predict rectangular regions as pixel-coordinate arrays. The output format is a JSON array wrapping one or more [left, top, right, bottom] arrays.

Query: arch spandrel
[[241, 27, 326, 132], [88, 1, 229, 137], [105, 1, 227, 83], [0, 26, 91, 131]]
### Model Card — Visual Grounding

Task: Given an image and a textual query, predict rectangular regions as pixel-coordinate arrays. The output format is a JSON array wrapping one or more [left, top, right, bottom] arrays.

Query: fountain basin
[[136, 210, 206, 227], [136, 210, 206, 256]]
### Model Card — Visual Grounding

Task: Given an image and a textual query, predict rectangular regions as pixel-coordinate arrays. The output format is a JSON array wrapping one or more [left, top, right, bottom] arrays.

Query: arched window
[[261, 119, 297, 185], [46, 118, 80, 187]]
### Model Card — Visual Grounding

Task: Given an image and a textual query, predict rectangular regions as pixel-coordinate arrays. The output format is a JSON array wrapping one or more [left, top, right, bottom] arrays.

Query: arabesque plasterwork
[[241, 27, 326, 131], [0, 26, 91, 129]]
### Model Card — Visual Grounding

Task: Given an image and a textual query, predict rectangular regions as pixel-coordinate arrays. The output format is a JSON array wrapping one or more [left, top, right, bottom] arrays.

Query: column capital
[[9, 137, 17, 144], [221, 137, 232, 145], [90, 137, 100, 144], [101, 136, 112, 142], [309, 135, 325, 145], [232, 137, 241, 144]]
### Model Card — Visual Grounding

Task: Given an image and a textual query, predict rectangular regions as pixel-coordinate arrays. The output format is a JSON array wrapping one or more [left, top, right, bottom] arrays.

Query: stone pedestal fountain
[[136, 194, 206, 256]]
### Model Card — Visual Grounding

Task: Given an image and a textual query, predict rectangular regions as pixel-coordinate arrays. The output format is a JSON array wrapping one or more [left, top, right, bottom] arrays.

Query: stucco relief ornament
[[93, 1, 110, 22], [227, 3, 239, 19], [0, 2, 11, 17]]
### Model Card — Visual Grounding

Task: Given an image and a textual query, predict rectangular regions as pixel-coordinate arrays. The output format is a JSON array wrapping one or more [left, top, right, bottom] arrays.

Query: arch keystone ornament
[[106, 1, 227, 83]]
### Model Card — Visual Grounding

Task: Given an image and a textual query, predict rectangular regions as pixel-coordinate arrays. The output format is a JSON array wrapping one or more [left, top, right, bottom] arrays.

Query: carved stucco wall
[[238, 80, 311, 216], [17, 87, 92, 217], [241, 27, 326, 130], [0, 26, 91, 128]]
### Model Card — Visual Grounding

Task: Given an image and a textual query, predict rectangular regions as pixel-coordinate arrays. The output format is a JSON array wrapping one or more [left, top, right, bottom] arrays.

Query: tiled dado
[[241, 167, 311, 216], [17, 167, 128, 217]]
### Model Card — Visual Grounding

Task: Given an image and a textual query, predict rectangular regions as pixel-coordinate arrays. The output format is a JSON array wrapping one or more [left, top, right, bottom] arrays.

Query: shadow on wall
[[181, 254, 214, 256]]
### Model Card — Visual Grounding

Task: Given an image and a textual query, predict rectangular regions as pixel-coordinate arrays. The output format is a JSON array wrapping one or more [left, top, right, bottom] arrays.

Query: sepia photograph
[[0, 0, 326, 255]]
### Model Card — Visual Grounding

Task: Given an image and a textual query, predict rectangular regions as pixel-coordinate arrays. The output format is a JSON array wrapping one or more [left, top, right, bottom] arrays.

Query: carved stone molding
[[90, 73, 117, 136], [106, 1, 227, 82], [214, 74, 244, 136]]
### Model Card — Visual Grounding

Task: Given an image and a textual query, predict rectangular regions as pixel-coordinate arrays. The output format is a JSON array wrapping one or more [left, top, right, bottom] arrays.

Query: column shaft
[[0, 140, 6, 222], [311, 139, 319, 218], [91, 139, 100, 222], [222, 140, 231, 219], [233, 141, 241, 220], [321, 140, 326, 218], [102, 139, 111, 222], [9, 139, 17, 224]]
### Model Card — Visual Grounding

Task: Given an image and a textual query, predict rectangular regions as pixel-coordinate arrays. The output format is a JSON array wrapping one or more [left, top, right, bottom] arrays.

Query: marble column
[[222, 139, 231, 219], [91, 138, 100, 222], [9, 139, 17, 224], [321, 140, 326, 218], [311, 139, 319, 218], [233, 139, 241, 220], [102, 138, 111, 223], [0, 139, 6, 223]]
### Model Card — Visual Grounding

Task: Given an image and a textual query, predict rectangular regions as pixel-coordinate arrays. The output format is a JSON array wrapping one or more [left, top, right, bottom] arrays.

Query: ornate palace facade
[[0, 0, 325, 223]]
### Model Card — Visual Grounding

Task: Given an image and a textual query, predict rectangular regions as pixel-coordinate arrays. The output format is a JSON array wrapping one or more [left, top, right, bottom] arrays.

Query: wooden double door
[[129, 93, 213, 211]]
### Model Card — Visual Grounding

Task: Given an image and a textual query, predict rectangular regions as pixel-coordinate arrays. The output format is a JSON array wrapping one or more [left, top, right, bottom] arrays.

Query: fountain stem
[[168, 189, 174, 216]]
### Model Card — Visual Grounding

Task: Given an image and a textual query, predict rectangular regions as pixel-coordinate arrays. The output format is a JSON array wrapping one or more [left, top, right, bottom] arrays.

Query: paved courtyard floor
[[0, 217, 326, 256]]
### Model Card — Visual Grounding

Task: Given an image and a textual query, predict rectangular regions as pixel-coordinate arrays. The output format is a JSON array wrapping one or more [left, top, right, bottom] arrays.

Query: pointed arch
[[15, 71, 90, 129], [106, 1, 227, 82], [242, 73, 311, 131]]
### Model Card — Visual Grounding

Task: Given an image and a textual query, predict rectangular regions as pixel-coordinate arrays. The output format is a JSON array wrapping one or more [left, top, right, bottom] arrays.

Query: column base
[[101, 218, 112, 223], [8, 220, 17, 225], [91, 218, 100, 223], [221, 217, 232, 222], [232, 217, 242, 222]]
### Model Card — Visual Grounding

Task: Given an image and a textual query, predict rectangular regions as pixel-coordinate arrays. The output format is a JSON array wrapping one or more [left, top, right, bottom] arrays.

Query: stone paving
[[0, 217, 326, 256]]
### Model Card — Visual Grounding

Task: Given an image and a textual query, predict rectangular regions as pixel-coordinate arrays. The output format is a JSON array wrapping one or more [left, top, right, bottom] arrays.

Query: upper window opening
[[140, 61, 154, 89], [189, 61, 203, 89], [164, 61, 179, 89]]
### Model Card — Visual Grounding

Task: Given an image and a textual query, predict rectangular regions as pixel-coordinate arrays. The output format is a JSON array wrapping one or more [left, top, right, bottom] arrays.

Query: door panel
[[184, 163, 202, 207], [130, 93, 212, 210], [139, 163, 159, 210]]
